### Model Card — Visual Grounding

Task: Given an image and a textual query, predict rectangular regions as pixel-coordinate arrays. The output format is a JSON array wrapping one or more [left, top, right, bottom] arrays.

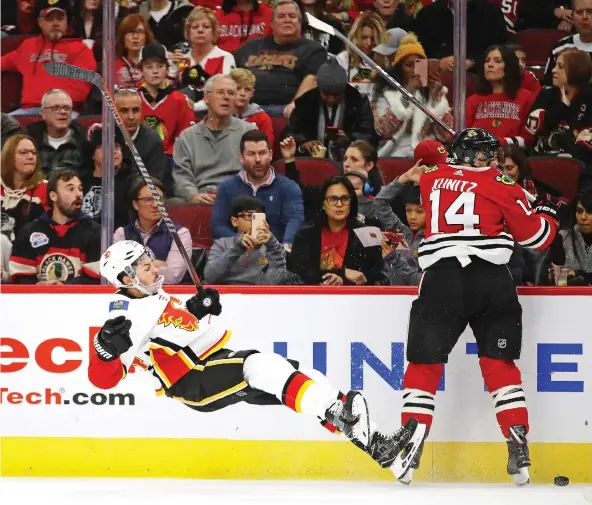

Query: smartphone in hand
[[325, 126, 339, 142], [251, 212, 266, 238], [415, 59, 428, 87]]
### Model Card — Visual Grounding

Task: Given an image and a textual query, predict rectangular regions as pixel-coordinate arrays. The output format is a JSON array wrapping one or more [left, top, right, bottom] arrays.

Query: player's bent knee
[[479, 356, 522, 391], [243, 352, 299, 399]]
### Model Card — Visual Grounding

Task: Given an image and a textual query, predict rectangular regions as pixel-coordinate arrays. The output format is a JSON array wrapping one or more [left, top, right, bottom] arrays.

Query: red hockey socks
[[479, 356, 529, 438], [401, 362, 443, 431]]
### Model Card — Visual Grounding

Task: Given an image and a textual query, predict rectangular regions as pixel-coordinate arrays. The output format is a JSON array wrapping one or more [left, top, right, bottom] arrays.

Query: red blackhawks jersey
[[88, 290, 230, 395], [417, 163, 557, 269], [140, 84, 196, 155], [490, 0, 520, 31], [466, 88, 535, 147]]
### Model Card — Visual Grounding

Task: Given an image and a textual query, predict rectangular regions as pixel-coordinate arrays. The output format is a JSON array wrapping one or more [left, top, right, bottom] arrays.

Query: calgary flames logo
[[157, 297, 198, 332]]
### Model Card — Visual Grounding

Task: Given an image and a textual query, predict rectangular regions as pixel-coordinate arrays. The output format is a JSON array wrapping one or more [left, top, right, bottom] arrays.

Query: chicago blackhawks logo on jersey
[[495, 174, 516, 186], [144, 116, 168, 143], [40, 253, 76, 281], [424, 165, 439, 173], [157, 297, 198, 332]]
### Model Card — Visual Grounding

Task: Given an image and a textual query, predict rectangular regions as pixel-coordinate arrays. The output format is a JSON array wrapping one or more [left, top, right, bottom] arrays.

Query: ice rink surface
[[1, 478, 592, 505]]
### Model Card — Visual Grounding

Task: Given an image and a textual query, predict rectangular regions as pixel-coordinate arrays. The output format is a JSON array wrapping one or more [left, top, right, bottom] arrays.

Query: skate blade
[[391, 423, 427, 480], [398, 468, 413, 485], [349, 393, 371, 448], [511, 467, 530, 486]]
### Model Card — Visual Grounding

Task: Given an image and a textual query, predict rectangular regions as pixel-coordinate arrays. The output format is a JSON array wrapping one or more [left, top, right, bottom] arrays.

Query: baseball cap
[[35, 0, 69, 17], [414, 139, 448, 166], [373, 28, 409, 56], [140, 43, 168, 64]]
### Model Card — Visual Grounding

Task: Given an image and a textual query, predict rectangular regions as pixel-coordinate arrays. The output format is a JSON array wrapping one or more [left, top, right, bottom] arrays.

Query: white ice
[[1, 478, 591, 505]]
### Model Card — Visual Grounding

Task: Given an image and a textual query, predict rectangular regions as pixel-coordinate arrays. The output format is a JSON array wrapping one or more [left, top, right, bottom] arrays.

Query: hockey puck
[[554, 476, 569, 486]]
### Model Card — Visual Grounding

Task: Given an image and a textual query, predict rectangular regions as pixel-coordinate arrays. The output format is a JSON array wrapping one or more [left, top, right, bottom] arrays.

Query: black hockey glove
[[186, 288, 222, 320], [533, 195, 560, 229], [94, 315, 133, 362]]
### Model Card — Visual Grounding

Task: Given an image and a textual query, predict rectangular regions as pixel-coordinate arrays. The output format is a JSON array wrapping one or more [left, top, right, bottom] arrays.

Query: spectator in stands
[[336, 12, 390, 99], [373, 0, 413, 30], [287, 175, 386, 285], [497, 144, 538, 197], [412, 0, 507, 72], [115, 14, 155, 90], [229, 68, 275, 146], [553, 2, 577, 32], [373, 160, 426, 271], [138, 43, 196, 156], [344, 170, 391, 229], [528, 49, 592, 157], [1, 134, 48, 245], [70, 0, 104, 64], [25, 89, 86, 176], [507, 43, 542, 97], [373, 34, 453, 158], [80, 124, 127, 225], [289, 58, 375, 161], [205, 195, 287, 284], [466, 45, 535, 148], [1, 0, 96, 116], [138, 0, 194, 50], [1, 114, 23, 149], [9, 168, 101, 284], [115, 89, 167, 184], [173, 75, 256, 204], [172, 7, 236, 105], [510, 0, 568, 31], [300, 0, 346, 55], [113, 178, 192, 285], [543, 0, 592, 86], [549, 187, 592, 285], [212, 130, 304, 244], [234, 0, 327, 117], [215, 0, 273, 53], [343, 140, 384, 197]]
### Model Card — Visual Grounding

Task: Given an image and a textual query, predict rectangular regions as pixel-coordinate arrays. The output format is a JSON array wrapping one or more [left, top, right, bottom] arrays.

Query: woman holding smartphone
[[373, 33, 453, 158]]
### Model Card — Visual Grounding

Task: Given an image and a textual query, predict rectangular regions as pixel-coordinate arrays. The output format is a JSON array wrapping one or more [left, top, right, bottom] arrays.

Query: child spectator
[[507, 43, 542, 97], [115, 14, 155, 89], [205, 195, 287, 284], [139, 43, 196, 156], [229, 68, 274, 147], [215, 0, 273, 53]]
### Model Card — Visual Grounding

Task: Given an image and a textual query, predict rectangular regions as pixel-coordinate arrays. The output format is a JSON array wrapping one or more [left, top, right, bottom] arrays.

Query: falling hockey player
[[89, 239, 424, 477], [393, 128, 560, 486]]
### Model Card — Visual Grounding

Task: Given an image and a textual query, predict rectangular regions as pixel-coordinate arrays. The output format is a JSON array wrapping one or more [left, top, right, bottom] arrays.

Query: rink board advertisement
[[0, 286, 591, 483]]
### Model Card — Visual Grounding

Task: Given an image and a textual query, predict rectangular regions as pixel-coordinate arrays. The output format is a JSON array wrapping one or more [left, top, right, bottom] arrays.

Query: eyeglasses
[[211, 89, 236, 97], [136, 197, 159, 205], [128, 29, 146, 36], [237, 212, 255, 220], [43, 105, 73, 113], [325, 195, 351, 206], [16, 149, 37, 156]]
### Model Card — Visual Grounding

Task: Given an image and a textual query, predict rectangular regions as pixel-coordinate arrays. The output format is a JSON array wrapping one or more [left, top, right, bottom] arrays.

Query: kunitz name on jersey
[[431, 178, 478, 193]]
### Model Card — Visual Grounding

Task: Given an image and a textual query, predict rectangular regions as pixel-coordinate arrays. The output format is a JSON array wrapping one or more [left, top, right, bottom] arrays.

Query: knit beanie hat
[[316, 58, 348, 94], [393, 33, 427, 67], [88, 123, 124, 151]]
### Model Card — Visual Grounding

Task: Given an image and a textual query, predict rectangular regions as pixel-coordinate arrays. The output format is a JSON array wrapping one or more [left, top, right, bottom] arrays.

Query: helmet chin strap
[[130, 274, 164, 295]]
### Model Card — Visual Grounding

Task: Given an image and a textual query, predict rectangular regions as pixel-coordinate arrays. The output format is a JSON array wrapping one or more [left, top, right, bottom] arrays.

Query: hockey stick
[[44, 62, 204, 290], [305, 13, 455, 135]]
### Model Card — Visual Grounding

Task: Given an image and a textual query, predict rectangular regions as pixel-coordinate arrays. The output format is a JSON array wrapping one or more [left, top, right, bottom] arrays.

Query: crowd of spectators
[[1, 0, 592, 287]]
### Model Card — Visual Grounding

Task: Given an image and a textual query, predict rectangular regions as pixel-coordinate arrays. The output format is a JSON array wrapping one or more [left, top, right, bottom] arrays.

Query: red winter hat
[[414, 139, 448, 166]]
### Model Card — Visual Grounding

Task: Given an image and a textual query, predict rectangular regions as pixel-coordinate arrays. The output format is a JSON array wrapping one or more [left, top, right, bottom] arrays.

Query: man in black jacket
[[289, 57, 375, 161], [412, 0, 508, 72]]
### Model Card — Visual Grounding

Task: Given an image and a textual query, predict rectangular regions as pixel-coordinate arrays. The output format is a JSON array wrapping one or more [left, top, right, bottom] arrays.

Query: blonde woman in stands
[[335, 12, 390, 99], [373, 34, 452, 158], [115, 14, 155, 89], [1, 135, 48, 280]]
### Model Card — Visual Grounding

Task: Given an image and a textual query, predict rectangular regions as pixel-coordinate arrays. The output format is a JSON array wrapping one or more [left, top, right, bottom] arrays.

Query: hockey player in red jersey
[[89, 240, 424, 477], [394, 128, 560, 486]]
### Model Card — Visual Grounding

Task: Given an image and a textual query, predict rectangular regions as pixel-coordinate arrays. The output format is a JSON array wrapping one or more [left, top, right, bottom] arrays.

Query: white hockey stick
[[390, 422, 427, 480], [305, 13, 454, 135], [44, 62, 204, 290]]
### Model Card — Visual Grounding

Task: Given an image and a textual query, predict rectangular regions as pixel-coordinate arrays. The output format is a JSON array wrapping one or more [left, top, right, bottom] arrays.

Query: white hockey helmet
[[100, 240, 163, 294]]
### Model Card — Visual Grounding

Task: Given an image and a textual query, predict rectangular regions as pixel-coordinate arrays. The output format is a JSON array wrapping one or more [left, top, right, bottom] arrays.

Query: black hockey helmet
[[448, 128, 502, 167]]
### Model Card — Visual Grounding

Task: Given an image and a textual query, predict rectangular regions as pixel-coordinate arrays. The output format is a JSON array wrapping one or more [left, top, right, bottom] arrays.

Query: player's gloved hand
[[94, 315, 133, 362], [186, 287, 222, 319], [533, 195, 561, 229]]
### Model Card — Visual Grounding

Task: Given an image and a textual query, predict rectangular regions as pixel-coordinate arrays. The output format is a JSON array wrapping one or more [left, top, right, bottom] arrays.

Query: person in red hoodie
[[215, 0, 273, 53], [466, 44, 535, 148], [229, 68, 274, 147], [1, 0, 96, 116], [508, 43, 542, 97]]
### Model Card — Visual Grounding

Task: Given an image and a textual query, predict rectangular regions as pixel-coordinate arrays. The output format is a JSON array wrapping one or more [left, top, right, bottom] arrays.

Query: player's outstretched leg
[[479, 356, 531, 485], [242, 352, 419, 472]]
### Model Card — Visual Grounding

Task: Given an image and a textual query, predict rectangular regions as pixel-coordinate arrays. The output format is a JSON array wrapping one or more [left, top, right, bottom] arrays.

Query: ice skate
[[325, 390, 371, 450], [397, 438, 425, 485], [393, 422, 427, 484], [367, 418, 420, 471], [507, 425, 531, 485]]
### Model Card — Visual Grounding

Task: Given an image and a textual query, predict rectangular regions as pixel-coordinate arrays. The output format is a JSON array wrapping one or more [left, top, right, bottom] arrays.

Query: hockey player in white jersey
[[89, 240, 425, 476]]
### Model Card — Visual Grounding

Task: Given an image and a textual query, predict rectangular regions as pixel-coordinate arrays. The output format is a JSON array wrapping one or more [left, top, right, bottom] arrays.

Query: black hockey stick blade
[[44, 62, 102, 87]]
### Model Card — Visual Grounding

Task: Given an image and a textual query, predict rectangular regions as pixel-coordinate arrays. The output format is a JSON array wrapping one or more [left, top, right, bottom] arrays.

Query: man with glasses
[[25, 89, 86, 175], [173, 74, 256, 205], [1, 0, 96, 115]]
